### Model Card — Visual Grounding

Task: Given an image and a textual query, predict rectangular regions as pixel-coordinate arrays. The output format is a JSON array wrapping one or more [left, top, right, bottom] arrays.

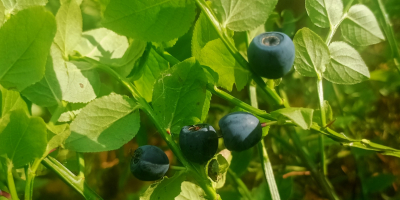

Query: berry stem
[[261, 121, 278, 127], [170, 166, 187, 171]]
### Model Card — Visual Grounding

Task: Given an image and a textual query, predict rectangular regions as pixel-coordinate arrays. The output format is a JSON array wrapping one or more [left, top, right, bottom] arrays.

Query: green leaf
[[103, 0, 196, 42], [0, 1, 5, 27], [22, 45, 100, 105], [62, 61, 100, 103], [132, 47, 169, 102], [152, 58, 211, 134], [341, 4, 385, 46], [150, 173, 186, 200], [305, 0, 343, 28], [323, 41, 370, 84], [207, 151, 231, 189], [0, 7, 56, 91], [271, 107, 314, 130], [211, 0, 278, 32], [0, 87, 28, 117], [230, 148, 253, 176], [46, 123, 71, 154], [293, 28, 330, 77], [192, 13, 219, 59], [365, 174, 396, 193], [199, 39, 250, 91], [141, 172, 187, 200], [0, 110, 47, 168], [3, 0, 47, 15], [65, 93, 140, 152], [176, 182, 206, 200], [21, 44, 64, 107], [74, 28, 146, 77], [54, 0, 82, 57]]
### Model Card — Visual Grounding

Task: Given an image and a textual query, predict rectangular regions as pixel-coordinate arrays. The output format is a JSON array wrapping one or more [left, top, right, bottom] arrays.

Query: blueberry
[[247, 32, 295, 79], [179, 124, 219, 164], [219, 112, 262, 151], [130, 145, 169, 181]]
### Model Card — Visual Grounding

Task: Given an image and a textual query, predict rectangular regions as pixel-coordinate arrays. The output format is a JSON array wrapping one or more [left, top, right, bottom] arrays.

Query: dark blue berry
[[219, 112, 262, 151], [179, 124, 218, 164], [130, 145, 169, 181], [247, 32, 295, 79]]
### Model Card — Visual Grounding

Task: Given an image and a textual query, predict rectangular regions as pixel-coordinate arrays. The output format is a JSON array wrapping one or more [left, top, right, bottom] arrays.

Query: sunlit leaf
[[293, 28, 330, 77], [341, 4, 385, 46]]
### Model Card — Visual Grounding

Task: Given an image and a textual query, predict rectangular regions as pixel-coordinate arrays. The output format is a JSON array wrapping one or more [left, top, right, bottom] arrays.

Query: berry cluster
[[130, 112, 263, 181], [129, 32, 293, 181]]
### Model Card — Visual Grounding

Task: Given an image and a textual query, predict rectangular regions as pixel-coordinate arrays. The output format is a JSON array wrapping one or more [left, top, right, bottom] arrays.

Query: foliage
[[0, 0, 399, 199]]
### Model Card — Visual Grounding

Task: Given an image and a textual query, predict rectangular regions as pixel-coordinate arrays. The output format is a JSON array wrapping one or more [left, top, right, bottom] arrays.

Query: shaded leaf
[[211, 0, 278, 31], [199, 39, 250, 91], [0, 110, 47, 168], [103, 0, 196, 42], [192, 13, 219, 59], [132, 47, 169, 102], [22, 45, 100, 105], [65, 93, 140, 152], [74, 28, 146, 77], [0, 7, 56, 91], [0, 87, 28, 117], [271, 107, 314, 130], [152, 58, 211, 134], [141, 171, 187, 200]]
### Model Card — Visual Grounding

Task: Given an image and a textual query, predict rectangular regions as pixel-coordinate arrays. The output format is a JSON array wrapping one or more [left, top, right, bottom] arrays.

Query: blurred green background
[[21, 0, 400, 199]]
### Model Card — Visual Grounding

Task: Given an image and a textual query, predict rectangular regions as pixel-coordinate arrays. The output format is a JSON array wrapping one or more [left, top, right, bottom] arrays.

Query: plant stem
[[374, 0, 400, 73], [206, 84, 275, 120], [41, 157, 103, 200], [73, 56, 217, 200], [325, 0, 352, 45], [24, 101, 70, 199], [249, 85, 280, 200], [48, 101, 68, 126], [7, 164, 19, 200], [170, 166, 187, 171], [227, 169, 252, 200], [24, 159, 41, 200], [77, 153, 85, 178], [317, 78, 327, 175], [194, 0, 284, 108], [257, 141, 281, 200], [286, 128, 339, 200]]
